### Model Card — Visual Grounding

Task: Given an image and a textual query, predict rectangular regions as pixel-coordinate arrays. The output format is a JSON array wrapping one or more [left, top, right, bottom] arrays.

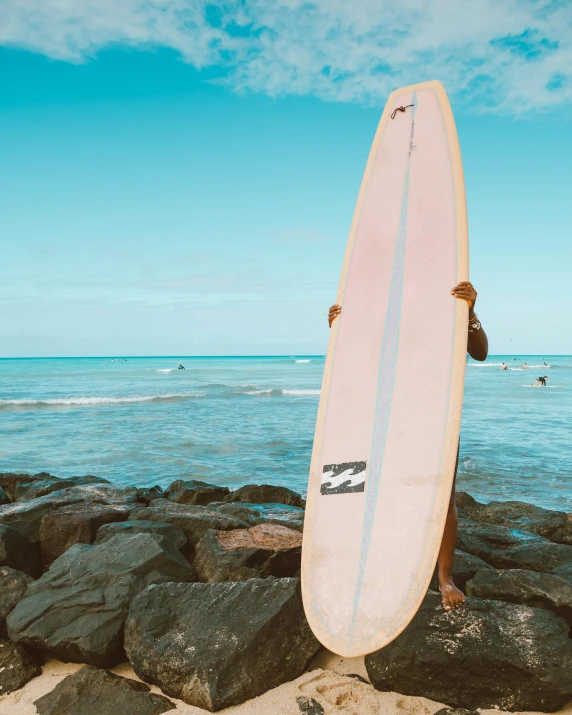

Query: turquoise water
[[0, 355, 570, 511]]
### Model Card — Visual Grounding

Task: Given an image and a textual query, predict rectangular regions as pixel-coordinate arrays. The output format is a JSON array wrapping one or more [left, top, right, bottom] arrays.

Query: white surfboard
[[301, 80, 469, 657]]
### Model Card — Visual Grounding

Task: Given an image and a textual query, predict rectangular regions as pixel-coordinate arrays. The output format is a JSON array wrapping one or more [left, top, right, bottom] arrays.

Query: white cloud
[[1, 0, 570, 112]]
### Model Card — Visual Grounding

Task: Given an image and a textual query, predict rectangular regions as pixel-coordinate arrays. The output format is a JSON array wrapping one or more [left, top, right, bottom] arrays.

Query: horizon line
[[0, 354, 570, 360]]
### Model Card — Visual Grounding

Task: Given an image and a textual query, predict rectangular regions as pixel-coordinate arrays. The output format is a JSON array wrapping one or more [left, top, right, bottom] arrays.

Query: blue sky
[[1, 1, 571, 356]]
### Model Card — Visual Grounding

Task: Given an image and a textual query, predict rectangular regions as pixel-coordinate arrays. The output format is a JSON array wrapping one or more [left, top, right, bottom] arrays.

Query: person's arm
[[451, 282, 488, 361]]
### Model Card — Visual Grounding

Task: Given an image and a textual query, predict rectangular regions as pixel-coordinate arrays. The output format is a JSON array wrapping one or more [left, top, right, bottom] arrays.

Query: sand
[[1, 649, 571, 715]]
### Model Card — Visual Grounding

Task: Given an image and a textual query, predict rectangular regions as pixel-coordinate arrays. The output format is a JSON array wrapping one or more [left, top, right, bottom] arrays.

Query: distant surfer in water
[[500, 363, 508, 370], [535, 376, 547, 386], [328, 281, 488, 612], [178, 363, 185, 370]]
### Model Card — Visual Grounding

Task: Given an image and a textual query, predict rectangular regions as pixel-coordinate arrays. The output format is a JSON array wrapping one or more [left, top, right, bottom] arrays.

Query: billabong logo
[[321, 461, 366, 495]]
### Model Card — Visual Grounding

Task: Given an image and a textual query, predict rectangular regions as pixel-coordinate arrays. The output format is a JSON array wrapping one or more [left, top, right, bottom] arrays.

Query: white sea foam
[[295, 360, 312, 363], [0, 393, 205, 408], [467, 363, 551, 369], [242, 388, 321, 396], [283, 389, 321, 396], [155, 368, 178, 373], [467, 363, 505, 367]]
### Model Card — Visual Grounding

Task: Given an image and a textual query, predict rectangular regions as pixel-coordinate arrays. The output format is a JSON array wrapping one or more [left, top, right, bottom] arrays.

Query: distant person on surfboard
[[328, 280, 488, 612]]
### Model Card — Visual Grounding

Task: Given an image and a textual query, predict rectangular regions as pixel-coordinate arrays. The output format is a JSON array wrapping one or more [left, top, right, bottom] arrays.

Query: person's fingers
[[328, 304, 342, 328], [451, 287, 475, 294]]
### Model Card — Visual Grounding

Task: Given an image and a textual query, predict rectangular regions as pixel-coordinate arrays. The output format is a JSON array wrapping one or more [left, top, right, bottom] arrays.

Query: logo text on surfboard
[[321, 462, 366, 495]]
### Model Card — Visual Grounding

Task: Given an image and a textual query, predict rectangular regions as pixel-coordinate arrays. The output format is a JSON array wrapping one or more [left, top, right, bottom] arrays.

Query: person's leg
[[437, 445, 465, 611]]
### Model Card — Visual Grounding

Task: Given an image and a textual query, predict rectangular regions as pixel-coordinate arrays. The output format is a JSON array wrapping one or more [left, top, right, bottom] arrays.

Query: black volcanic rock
[[297, 696, 325, 714], [0, 483, 138, 544], [7, 533, 196, 667], [0, 566, 34, 635], [429, 549, 494, 591], [34, 665, 175, 715], [164, 479, 230, 506], [95, 519, 187, 551], [0, 472, 52, 502], [466, 568, 572, 627], [224, 484, 305, 508], [0, 524, 41, 577], [455, 492, 572, 545], [0, 639, 40, 696], [15, 475, 110, 502], [455, 492, 484, 519], [129, 499, 248, 559], [365, 591, 572, 712], [124, 578, 320, 711], [135, 485, 164, 504], [0, 487, 9, 505], [552, 562, 572, 583], [195, 523, 302, 582], [456, 518, 572, 571], [39, 502, 133, 568]]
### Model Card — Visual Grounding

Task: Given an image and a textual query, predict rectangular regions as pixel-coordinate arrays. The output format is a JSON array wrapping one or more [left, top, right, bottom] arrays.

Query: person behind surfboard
[[328, 281, 488, 612]]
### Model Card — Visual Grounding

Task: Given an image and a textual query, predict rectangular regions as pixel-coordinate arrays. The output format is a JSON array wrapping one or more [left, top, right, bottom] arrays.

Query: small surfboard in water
[[301, 80, 469, 657]]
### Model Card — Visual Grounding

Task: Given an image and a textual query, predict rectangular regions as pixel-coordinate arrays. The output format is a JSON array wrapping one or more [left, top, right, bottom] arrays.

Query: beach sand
[[2, 650, 571, 715]]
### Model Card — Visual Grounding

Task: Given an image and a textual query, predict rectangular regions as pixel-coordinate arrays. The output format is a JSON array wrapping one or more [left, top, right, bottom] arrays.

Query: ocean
[[0, 355, 570, 511]]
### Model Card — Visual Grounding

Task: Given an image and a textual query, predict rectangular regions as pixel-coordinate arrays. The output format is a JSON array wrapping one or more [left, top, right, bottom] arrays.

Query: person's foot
[[439, 578, 465, 611]]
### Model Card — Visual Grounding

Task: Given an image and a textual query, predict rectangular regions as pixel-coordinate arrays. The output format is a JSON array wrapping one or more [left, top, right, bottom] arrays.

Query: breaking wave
[[0, 393, 205, 409]]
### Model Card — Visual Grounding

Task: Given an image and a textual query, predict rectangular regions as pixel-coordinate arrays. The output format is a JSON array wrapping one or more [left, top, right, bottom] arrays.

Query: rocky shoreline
[[0, 471, 571, 713]]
